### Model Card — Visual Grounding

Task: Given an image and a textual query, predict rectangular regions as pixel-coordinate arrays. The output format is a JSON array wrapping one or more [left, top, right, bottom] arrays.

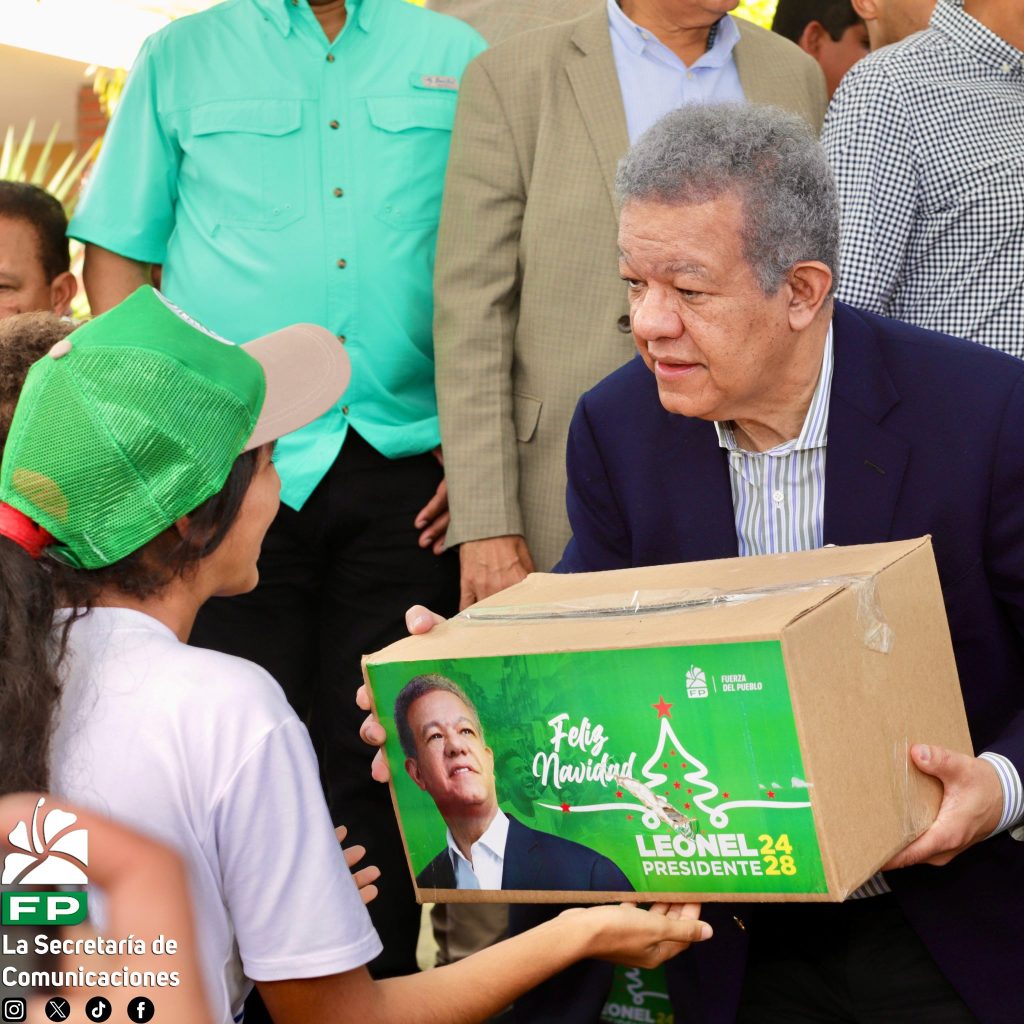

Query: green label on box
[[369, 641, 826, 894]]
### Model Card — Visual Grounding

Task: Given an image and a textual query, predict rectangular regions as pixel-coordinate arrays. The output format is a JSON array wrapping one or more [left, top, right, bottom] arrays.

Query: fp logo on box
[[685, 665, 709, 699], [1, 797, 88, 925]]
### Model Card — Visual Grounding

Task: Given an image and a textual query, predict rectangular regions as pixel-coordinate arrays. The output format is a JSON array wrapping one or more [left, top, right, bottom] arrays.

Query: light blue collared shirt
[[607, 1, 745, 143]]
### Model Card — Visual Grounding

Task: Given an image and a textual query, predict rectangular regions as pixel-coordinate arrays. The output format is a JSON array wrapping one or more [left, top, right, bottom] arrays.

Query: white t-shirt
[[50, 607, 382, 1024]]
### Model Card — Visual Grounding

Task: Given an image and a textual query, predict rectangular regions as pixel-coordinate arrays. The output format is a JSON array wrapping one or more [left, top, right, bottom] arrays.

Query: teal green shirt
[[70, 0, 485, 508]]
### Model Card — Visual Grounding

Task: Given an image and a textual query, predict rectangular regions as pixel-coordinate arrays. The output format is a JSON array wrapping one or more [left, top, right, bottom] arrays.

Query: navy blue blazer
[[416, 813, 632, 892], [558, 302, 1024, 1024]]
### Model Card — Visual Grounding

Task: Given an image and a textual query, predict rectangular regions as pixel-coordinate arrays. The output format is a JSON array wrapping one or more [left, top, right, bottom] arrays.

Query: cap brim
[[240, 324, 350, 451]]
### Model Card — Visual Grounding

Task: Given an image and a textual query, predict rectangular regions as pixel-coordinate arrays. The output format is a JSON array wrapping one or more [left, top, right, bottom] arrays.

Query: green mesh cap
[[0, 286, 349, 569]]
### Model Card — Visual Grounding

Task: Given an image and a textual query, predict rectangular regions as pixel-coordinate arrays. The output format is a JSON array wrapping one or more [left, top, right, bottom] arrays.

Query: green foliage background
[[735, 0, 779, 30]]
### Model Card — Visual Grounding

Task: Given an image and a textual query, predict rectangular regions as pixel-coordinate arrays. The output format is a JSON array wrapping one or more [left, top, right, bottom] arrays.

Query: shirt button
[[687, 71, 695, 81], [326, 53, 336, 63], [1002, 62, 1011, 73], [616, 314, 631, 334], [333, 187, 344, 197], [336, 258, 347, 268], [772, 490, 784, 504], [342, 405, 350, 415], [328, 119, 340, 129], [338, 335, 346, 344]]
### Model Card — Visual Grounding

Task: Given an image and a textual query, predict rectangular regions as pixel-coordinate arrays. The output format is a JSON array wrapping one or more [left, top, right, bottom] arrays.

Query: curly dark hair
[[0, 312, 77, 452]]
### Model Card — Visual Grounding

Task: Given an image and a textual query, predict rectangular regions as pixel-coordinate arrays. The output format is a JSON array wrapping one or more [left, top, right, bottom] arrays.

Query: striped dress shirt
[[716, 323, 1023, 895]]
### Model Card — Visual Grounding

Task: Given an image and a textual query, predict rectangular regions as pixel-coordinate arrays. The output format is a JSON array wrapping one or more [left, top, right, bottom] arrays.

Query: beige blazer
[[427, 0, 601, 44], [435, 9, 828, 570]]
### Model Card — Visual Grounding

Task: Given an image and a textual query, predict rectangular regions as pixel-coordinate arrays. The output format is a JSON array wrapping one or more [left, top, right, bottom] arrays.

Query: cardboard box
[[363, 537, 971, 903]]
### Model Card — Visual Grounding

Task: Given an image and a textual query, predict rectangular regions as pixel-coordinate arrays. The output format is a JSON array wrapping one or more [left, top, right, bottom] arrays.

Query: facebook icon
[[126, 997, 155, 1022]]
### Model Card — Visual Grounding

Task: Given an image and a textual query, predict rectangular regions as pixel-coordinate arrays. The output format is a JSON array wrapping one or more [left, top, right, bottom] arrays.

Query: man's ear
[[851, 0, 879, 21], [172, 514, 191, 541], [49, 271, 77, 316], [786, 261, 833, 331], [406, 757, 427, 791], [798, 21, 828, 57]]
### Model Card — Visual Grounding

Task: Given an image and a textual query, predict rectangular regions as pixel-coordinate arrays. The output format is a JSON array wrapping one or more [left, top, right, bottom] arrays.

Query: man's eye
[[678, 288, 703, 300], [624, 278, 643, 290]]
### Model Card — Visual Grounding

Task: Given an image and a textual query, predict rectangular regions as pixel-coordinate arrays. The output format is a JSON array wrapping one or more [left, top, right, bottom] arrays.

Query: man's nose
[[632, 288, 683, 342], [444, 730, 468, 755]]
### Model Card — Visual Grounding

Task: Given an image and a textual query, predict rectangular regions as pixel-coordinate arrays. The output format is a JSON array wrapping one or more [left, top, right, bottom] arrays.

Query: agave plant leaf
[[0, 125, 14, 179], [53, 138, 101, 210], [30, 122, 61, 186], [10, 118, 35, 181], [1, 120, 98, 213], [45, 147, 77, 199]]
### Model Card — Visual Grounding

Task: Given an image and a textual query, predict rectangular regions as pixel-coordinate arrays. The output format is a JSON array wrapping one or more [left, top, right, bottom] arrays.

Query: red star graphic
[[767, 791, 775, 799], [560, 802, 571, 812], [626, 814, 634, 821], [722, 792, 729, 799], [673, 782, 681, 789], [684, 803, 691, 809], [652, 696, 673, 718], [680, 763, 687, 769], [616, 790, 623, 799], [687, 789, 692, 794], [670, 750, 677, 757], [662, 762, 668, 769]]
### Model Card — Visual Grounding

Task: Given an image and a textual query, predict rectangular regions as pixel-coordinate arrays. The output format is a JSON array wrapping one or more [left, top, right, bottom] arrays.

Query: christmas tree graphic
[[540, 690, 810, 828]]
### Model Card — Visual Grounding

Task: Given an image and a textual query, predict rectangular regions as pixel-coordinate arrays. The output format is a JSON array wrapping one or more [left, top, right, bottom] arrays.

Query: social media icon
[[86, 996, 112, 1021], [44, 997, 71, 1021], [126, 997, 155, 1022], [1, 998, 26, 1022]]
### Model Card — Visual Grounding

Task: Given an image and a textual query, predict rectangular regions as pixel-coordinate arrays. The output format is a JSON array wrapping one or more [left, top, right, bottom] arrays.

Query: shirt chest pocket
[[366, 95, 455, 230], [189, 99, 306, 230]]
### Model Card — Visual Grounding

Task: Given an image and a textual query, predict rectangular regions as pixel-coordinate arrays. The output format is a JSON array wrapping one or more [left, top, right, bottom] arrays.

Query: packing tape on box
[[892, 735, 936, 847], [460, 574, 895, 653]]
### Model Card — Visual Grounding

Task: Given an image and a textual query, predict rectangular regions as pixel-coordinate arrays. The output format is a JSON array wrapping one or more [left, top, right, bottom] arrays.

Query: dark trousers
[[191, 429, 459, 980], [737, 894, 977, 1023]]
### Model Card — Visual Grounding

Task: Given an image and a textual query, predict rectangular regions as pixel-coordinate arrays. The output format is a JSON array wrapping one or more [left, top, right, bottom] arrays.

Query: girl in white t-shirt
[[0, 292, 710, 1024]]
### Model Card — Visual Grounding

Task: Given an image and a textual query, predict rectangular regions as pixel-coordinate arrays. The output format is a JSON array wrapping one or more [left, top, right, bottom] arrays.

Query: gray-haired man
[[559, 102, 1024, 1023]]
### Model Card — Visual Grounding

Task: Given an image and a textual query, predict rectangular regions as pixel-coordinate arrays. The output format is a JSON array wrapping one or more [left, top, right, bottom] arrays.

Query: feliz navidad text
[[532, 713, 636, 788]]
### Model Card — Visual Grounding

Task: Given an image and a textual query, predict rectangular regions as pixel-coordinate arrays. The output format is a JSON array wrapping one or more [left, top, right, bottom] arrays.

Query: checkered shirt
[[822, 0, 1024, 356]]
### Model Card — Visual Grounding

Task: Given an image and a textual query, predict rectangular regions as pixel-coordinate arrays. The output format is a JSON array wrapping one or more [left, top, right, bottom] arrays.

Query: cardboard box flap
[[478, 538, 929, 606], [367, 539, 926, 664]]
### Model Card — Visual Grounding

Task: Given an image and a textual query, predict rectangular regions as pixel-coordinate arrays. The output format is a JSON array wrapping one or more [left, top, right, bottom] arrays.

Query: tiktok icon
[[85, 997, 111, 1021]]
